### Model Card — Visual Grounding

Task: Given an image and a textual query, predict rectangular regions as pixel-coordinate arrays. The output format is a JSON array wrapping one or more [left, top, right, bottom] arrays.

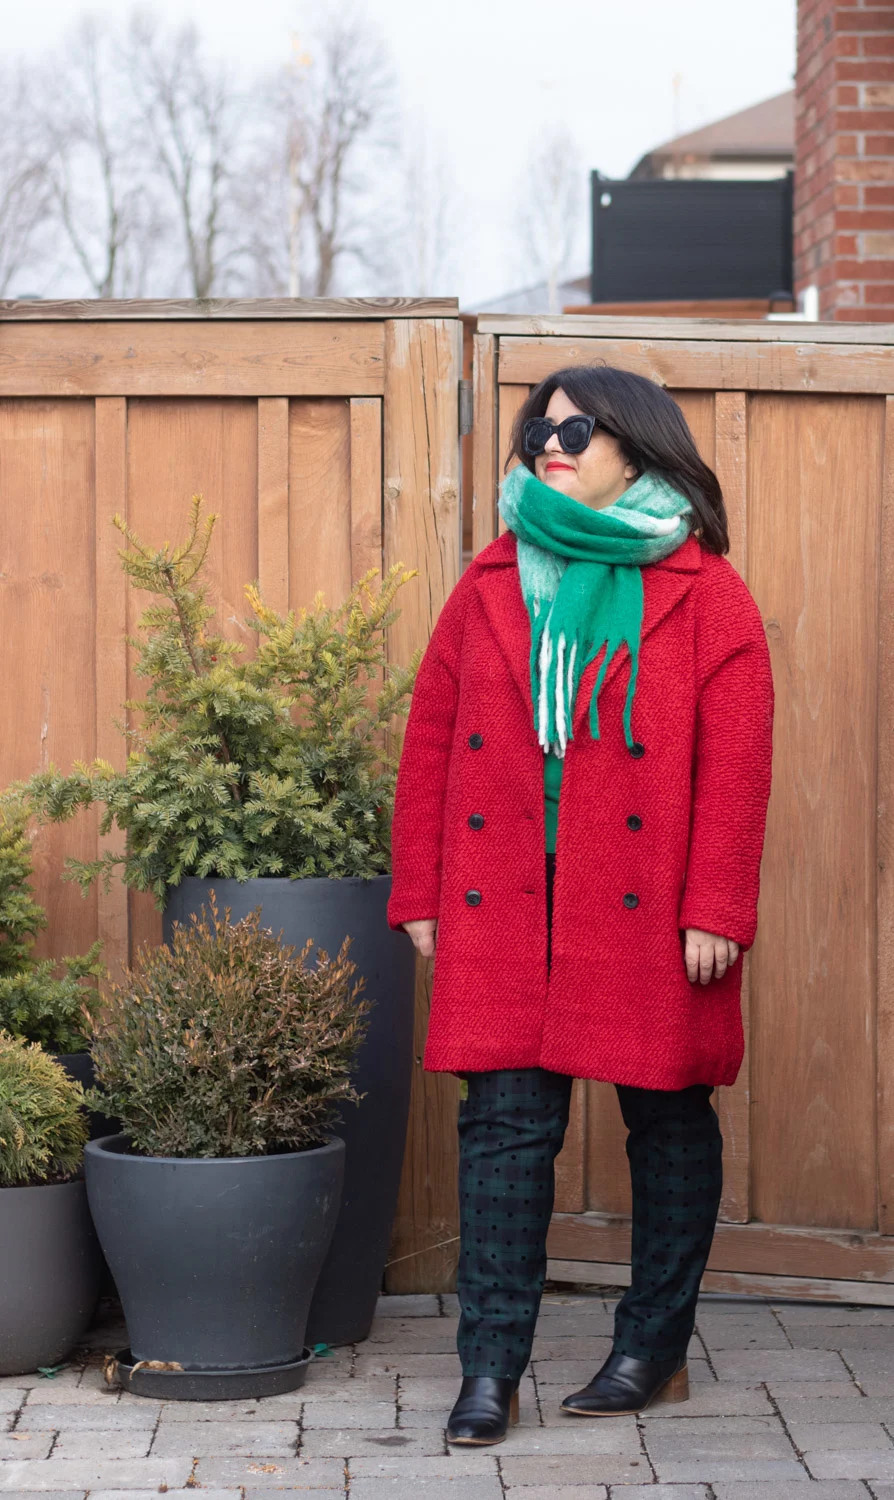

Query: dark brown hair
[[505, 363, 729, 555]]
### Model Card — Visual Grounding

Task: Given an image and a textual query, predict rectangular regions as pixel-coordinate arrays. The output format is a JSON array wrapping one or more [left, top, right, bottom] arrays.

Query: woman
[[386, 365, 774, 1444]]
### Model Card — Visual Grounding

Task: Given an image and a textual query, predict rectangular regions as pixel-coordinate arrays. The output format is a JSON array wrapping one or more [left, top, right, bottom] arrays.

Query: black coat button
[[468, 733, 483, 749], [627, 815, 642, 831], [468, 813, 485, 830], [623, 892, 639, 909], [629, 741, 645, 758], [465, 889, 482, 906]]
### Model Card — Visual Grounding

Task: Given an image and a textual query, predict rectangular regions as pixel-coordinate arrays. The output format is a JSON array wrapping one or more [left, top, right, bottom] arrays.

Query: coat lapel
[[474, 530, 700, 736]]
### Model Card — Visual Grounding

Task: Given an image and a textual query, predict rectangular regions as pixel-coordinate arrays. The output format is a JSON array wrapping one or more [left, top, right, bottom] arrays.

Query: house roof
[[632, 90, 794, 172]]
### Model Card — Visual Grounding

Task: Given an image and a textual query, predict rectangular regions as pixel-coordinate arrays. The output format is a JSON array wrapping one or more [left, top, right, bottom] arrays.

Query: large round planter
[[0, 1179, 102, 1375], [85, 1132, 344, 1377], [163, 874, 416, 1346], [54, 1052, 121, 1141]]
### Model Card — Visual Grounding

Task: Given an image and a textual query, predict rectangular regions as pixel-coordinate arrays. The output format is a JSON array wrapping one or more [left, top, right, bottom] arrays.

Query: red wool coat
[[386, 528, 775, 1089]]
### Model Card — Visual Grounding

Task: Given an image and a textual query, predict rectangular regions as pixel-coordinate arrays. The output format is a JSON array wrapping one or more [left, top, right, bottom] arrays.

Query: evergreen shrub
[[0, 1034, 88, 1186], [88, 894, 370, 1159], [24, 497, 419, 904], [0, 797, 103, 1053]]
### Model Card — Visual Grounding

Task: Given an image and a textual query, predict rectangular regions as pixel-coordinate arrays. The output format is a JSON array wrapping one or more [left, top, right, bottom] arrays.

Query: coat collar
[[472, 529, 701, 736]]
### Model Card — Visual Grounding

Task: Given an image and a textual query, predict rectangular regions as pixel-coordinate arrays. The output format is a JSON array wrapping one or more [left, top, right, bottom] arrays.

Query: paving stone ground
[[2, 1289, 894, 1497]]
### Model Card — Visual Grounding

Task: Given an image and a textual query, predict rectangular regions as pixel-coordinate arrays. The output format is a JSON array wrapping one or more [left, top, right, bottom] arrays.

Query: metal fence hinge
[[459, 379, 473, 436]]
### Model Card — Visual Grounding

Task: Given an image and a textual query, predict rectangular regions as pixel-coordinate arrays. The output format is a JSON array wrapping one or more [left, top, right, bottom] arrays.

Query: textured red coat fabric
[[386, 528, 775, 1089]]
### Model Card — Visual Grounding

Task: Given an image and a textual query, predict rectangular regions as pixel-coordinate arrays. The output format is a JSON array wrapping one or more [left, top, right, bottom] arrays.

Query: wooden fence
[[8, 301, 894, 1304], [0, 302, 463, 1273], [394, 312, 894, 1303]]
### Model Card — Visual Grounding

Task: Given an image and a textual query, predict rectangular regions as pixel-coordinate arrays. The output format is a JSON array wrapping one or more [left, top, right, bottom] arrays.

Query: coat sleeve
[[385, 565, 477, 932], [677, 558, 775, 951]]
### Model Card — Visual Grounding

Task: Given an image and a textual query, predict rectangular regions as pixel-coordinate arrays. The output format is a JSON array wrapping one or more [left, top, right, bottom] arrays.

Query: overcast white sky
[[6, 0, 797, 304]]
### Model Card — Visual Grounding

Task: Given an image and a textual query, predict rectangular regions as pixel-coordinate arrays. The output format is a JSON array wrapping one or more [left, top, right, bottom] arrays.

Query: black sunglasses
[[523, 413, 599, 457]]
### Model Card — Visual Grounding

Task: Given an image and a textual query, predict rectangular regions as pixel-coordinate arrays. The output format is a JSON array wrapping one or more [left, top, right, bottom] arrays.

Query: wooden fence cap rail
[[475, 312, 894, 345], [0, 296, 461, 321]]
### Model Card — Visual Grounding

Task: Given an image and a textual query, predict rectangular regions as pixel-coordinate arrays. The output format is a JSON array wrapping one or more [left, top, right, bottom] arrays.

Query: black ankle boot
[[446, 1375, 520, 1444], [560, 1348, 689, 1416]]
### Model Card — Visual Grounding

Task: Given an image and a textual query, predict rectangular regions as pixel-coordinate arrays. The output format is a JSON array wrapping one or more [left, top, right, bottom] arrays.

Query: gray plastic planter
[[163, 874, 416, 1347], [0, 1179, 102, 1375], [54, 1052, 120, 1141], [85, 1133, 344, 1376]]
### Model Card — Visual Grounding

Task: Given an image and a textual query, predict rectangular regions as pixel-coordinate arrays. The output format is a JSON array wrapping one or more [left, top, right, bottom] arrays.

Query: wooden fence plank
[[878, 394, 894, 1236], [585, 1083, 632, 1215], [714, 391, 751, 1225], [94, 397, 129, 984], [0, 322, 386, 398], [554, 1079, 587, 1214], [471, 334, 497, 556], [748, 394, 882, 1233], [0, 296, 459, 321], [671, 390, 716, 466], [496, 385, 529, 535], [548, 1212, 894, 1282], [257, 398, 290, 616], [497, 337, 894, 395], [350, 398, 383, 586], [125, 398, 260, 960], [547, 1259, 894, 1307], [288, 399, 352, 612], [0, 400, 98, 961], [382, 316, 462, 1294], [478, 314, 894, 345]]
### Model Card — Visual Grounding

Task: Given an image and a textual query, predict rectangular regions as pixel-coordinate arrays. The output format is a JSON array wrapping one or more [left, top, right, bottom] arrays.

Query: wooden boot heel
[[652, 1364, 689, 1405]]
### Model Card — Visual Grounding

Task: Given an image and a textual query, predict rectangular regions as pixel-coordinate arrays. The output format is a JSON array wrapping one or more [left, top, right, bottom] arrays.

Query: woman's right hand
[[402, 918, 438, 959]]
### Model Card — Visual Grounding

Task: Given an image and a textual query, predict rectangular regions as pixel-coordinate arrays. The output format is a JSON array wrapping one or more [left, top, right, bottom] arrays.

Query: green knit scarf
[[497, 462, 695, 756]]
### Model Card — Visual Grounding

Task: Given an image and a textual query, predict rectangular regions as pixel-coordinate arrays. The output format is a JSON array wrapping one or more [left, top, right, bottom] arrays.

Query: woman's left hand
[[684, 928, 740, 984]]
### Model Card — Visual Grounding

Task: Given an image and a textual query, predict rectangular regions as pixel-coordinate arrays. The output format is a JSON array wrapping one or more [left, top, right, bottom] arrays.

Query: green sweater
[[544, 747, 563, 854]]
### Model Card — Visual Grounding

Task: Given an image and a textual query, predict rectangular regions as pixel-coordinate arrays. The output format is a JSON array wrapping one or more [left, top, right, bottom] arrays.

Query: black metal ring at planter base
[[110, 1345, 314, 1401]]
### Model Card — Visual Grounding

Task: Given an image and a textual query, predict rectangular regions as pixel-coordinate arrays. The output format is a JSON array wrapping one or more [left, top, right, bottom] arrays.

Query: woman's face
[[532, 387, 638, 510]]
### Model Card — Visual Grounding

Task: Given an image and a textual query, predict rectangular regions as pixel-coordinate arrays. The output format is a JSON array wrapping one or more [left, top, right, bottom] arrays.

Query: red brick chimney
[[795, 2, 894, 320]]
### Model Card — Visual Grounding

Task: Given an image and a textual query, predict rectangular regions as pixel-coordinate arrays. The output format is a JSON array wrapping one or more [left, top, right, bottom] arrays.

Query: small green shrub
[[0, 796, 103, 1053], [88, 893, 371, 1159], [0, 1033, 88, 1187], [24, 497, 419, 903]]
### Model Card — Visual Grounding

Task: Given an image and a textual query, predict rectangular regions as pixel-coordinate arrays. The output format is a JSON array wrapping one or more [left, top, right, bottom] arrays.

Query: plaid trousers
[[455, 851, 724, 1380]]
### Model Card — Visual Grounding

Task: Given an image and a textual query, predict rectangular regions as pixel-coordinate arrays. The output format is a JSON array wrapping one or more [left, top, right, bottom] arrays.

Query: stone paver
[[52, 1430, 155, 1460], [0, 1456, 193, 1489], [0, 1430, 55, 1459], [349, 1480, 502, 1500], [599, 1489, 707, 1500], [714, 1486, 868, 1499], [298, 1427, 445, 1457], [806, 1448, 894, 1478], [194, 1454, 345, 1487], [496, 1487, 611, 1500], [499, 1452, 650, 1483], [151, 1419, 299, 1457], [5, 1290, 894, 1494]]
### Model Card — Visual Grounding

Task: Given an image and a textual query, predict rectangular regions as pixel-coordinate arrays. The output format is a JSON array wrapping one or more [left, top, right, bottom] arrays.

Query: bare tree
[[0, 63, 51, 297], [389, 119, 461, 295], [124, 12, 245, 298], [39, 17, 163, 298], [514, 128, 586, 313], [241, 1, 401, 297]]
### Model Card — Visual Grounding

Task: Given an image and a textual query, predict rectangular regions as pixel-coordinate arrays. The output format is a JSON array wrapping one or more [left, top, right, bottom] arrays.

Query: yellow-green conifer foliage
[[25, 497, 420, 903]]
